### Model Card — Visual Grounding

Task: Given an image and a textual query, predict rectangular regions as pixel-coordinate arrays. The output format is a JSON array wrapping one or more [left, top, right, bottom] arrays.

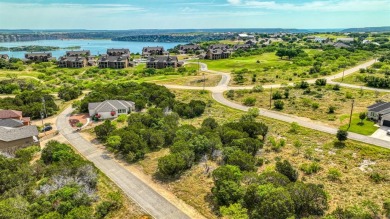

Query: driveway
[[57, 106, 191, 219], [371, 126, 390, 142]]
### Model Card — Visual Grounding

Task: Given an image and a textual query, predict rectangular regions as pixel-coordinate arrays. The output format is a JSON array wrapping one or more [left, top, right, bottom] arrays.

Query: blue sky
[[0, 0, 389, 29]]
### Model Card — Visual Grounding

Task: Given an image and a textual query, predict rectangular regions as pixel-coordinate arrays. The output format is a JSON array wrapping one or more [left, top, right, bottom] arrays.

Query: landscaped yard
[[225, 84, 390, 132], [132, 89, 390, 217]]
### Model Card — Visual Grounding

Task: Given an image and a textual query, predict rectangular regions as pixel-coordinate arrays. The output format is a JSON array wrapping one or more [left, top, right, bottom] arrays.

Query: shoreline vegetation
[[0, 45, 81, 52]]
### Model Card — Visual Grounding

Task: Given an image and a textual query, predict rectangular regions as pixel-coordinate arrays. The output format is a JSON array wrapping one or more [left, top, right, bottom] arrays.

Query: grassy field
[[134, 89, 390, 217], [202, 50, 372, 86], [225, 85, 390, 133], [340, 113, 379, 135], [154, 73, 221, 87]]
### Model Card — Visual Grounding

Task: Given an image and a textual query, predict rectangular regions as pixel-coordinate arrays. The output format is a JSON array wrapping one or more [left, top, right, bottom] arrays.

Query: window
[[118, 109, 126, 113]]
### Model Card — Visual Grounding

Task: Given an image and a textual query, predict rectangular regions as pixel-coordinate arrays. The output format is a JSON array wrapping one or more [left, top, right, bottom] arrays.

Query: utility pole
[[348, 99, 355, 130], [269, 87, 272, 109], [42, 97, 47, 118], [41, 111, 46, 136], [203, 73, 205, 91]]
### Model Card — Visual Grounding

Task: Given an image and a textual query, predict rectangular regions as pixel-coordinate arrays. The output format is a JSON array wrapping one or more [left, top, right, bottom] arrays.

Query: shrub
[[328, 105, 336, 114], [272, 91, 283, 100], [336, 129, 348, 142], [311, 102, 319, 110], [274, 100, 284, 110], [315, 78, 327, 86], [243, 97, 256, 106], [226, 90, 235, 99], [370, 172, 386, 183], [116, 114, 127, 123], [300, 162, 321, 175], [276, 160, 298, 182], [252, 85, 264, 92], [327, 168, 342, 181], [289, 122, 300, 133], [333, 84, 341, 90]]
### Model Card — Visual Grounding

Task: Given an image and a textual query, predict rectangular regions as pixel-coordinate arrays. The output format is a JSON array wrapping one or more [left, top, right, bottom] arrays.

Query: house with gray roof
[[88, 100, 135, 119], [58, 56, 88, 68], [24, 52, 54, 62], [146, 56, 182, 69], [142, 47, 167, 58], [367, 102, 390, 126], [0, 125, 39, 153], [97, 48, 131, 69], [178, 44, 201, 54], [66, 50, 91, 57], [0, 119, 24, 128], [0, 54, 9, 61]]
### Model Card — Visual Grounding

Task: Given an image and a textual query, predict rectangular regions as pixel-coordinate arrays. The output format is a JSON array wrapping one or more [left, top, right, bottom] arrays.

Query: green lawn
[[340, 113, 379, 135]]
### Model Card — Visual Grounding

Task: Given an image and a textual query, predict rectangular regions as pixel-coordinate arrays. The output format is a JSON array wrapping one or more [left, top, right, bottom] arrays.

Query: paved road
[[165, 59, 390, 149], [57, 107, 190, 219]]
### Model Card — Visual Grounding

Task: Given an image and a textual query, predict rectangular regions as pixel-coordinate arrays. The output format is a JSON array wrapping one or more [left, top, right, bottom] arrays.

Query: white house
[[88, 100, 135, 120], [367, 102, 390, 123]]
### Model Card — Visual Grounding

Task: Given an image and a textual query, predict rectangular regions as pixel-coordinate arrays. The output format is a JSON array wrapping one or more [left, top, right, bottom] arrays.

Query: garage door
[[383, 120, 390, 127]]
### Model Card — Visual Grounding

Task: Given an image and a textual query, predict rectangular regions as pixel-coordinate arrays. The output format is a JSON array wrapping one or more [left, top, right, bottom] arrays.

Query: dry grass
[[141, 89, 390, 216], [226, 85, 390, 127], [155, 73, 222, 87]]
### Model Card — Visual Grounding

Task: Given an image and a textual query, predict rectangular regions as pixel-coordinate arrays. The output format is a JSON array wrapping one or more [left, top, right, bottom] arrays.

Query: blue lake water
[[0, 40, 186, 59]]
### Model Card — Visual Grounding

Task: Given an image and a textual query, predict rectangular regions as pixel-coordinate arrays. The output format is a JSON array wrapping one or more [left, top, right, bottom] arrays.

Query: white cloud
[[228, 0, 390, 11]]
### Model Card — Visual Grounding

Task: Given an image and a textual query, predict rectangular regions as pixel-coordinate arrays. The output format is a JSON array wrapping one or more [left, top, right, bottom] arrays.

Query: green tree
[[359, 112, 367, 124], [247, 184, 295, 219], [336, 129, 348, 142], [95, 120, 115, 141], [287, 182, 328, 217], [106, 135, 122, 150], [276, 160, 298, 182], [274, 100, 284, 110], [212, 180, 244, 206], [220, 203, 249, 219]]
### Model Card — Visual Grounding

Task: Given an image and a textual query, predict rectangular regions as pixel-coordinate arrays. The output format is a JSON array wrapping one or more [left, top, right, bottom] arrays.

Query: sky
[[0, 0, 389, 30]]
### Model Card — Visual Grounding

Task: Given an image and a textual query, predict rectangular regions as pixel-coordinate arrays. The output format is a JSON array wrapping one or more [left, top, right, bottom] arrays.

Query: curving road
[[57, 107, 191, 219], [165, 59, 390, 149]]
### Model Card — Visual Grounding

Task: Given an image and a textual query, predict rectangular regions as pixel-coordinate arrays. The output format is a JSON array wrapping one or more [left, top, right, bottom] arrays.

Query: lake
[[0, 40, 186, 59]]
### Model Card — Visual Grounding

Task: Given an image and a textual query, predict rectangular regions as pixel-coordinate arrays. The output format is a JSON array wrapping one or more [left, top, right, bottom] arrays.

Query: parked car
[[41, 125, 52, 132], [387, 129, 390, 135]]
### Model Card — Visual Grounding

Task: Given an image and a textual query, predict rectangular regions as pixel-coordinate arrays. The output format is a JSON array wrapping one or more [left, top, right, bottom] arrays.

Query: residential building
[[208, 44, 230, 50], [367, 102, 390, 123], [336, 38, 354, 44], [0, 119, 24, 128], [107, 49, 130, 57], [58, 56, 88, 68], [333, 42, 351, 49], [142, 47, 165, 57], [88, 100, 135, 120], [146, 56, 181, 69], [66, 50, 91, 57], [0, 110, 30, 126], [0, 54, 9, 61], [314, 37, 330, 43], [98, 55, 129, 69], [0, 125, 39, 153], [178, 44, 201, 54], [98, 48, 131, 69], [205, 49, 231, 60], [233, 44, 252, 51], [24, 52, 54, 62]]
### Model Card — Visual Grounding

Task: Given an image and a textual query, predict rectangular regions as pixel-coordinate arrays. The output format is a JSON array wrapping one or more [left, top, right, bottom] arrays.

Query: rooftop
[[0, 125, 39, 142]]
